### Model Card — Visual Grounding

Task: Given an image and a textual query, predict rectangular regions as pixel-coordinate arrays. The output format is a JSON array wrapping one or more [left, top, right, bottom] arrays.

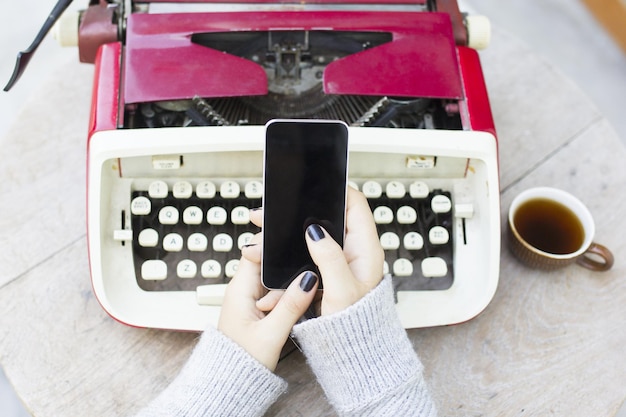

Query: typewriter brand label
[[406, 155, 435, 169], [152, 155, 181, 170]]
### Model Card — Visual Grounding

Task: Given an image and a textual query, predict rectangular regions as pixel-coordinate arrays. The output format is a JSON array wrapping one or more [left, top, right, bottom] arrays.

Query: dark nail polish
[[300, 271, 318, 292], [306, 224, 325, 242], [251, 207, 262, 212], [242, 243, 257, 248]]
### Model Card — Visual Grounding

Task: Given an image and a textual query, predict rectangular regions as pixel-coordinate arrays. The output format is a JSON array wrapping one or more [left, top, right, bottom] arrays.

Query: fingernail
[[242, 243, 257, 248], [299, 271, 318, 292], [306, 224, 325, 242], [251, 207, 262, 212]]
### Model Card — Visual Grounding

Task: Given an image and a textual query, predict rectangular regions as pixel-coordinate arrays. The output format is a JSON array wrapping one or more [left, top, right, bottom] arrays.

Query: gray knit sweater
[[136, 277, 437, 416]]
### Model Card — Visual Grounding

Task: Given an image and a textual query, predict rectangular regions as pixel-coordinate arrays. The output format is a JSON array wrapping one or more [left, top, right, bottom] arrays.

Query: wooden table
[[1, 27, 624, 416]]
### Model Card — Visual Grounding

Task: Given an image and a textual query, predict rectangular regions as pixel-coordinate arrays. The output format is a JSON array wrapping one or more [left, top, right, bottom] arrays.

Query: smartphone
[[262, 120, 349, 290]]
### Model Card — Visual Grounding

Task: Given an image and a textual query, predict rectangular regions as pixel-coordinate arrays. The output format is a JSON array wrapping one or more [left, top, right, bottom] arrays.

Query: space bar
[[196, 284, 228, 306]]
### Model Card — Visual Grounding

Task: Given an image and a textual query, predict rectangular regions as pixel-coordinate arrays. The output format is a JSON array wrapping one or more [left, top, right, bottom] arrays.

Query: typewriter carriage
[[41, 0, 496, 135]]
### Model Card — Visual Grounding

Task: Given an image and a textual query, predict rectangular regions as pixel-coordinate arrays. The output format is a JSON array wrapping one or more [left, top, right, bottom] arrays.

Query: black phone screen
[[262, 120, 349, 290]]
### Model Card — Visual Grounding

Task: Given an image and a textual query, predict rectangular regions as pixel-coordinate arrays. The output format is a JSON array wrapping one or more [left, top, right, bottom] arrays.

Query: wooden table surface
[[0, 27, 624, 416]]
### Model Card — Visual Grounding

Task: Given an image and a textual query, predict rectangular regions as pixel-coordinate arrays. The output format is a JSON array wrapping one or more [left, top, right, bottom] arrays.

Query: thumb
[[305, 224, 368, 315], [263, 271, 318, 336], [305, 224, 354, 293]]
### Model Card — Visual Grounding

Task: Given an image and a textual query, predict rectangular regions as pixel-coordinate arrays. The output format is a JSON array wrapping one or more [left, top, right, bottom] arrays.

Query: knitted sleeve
[[134, 325, 287, 417], [291, 277, 438, 417]]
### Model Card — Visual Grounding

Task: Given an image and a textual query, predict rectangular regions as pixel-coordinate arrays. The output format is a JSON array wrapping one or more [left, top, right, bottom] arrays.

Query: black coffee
[[513, 198, 585, 255]]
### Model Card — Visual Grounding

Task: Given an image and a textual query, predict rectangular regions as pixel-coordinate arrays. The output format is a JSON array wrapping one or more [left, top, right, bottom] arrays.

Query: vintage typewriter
[[6, 0, 500, 331]]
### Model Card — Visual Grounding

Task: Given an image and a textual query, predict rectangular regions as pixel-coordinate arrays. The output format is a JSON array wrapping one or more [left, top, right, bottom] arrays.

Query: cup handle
[[576, 242, 614, 272]]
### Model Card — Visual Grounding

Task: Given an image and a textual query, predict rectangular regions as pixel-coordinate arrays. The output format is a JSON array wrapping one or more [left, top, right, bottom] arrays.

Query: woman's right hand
[[304, 187, 384, 315]]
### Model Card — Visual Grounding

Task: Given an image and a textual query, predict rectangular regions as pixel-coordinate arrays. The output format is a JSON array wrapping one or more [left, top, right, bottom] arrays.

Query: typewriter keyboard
[[130, 179, 454, 293]]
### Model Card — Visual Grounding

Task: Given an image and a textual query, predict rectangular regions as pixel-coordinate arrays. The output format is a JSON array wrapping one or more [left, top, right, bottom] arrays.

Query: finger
[[257, 288, 323, 317], [256, 289, 283, 312], [218, 256, 266, 332], [241, 232, 262, 264], [343, 189, 385, 287], [223, 256, 265, 307], [305, 224, 357, 296], [250, 207, 263, 227], [262, 271, 318, 337], [345, 188, 381, 252], [305, 224, 352, 280]]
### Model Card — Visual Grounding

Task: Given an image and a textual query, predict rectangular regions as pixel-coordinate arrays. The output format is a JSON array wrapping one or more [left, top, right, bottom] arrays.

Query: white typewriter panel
[[88, 126, 499, 330]]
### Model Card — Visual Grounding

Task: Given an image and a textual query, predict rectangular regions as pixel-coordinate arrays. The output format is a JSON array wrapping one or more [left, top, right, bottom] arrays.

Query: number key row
[[145, 180, 263, 199]]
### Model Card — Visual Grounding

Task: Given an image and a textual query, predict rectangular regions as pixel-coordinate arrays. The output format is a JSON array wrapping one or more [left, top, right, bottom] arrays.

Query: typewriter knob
[[52, 9, 80, 47], [465, 15, 491, 50]]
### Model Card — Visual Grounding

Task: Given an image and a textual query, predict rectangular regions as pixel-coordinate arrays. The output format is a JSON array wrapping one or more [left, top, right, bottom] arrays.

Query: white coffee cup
[[508, 187, 613, 271]]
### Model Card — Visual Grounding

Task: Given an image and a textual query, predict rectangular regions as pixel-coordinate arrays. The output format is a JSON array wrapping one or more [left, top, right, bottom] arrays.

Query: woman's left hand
[[218, 235, 318, 371]]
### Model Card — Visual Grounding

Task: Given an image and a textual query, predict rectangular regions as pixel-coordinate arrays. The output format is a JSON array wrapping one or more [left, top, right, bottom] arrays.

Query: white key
[[138, 228, 159, 247], [429, 226, 450, 245], [362, 181, 382, 198], [141, 260, 167, 280], [397, 206, 417, 224], [231, 206, 250, 225], [196, 284, 227, 305], [383, 261, 390, 275], [188, 233, 208, 252], [403, 232, 424, 250], [380, 232, 400, 250], [183, 206, 203, 225], [173, 181, 193, 199], [207, 207, 227, 225], [159, 206, 179, 225], [201, 260, 222, 278], [225, 259, 239, 278], [220, 181, 240, 198], [421, 257, 448, 278], [386, 181, 406, 198], [131, 196, 151, 215], [409, 181, 429, 198], [238, 232, 255, 249], [244, 181, 263, 199], [163, 233, 184, 252], [393, 258, 414, 277], [373, 206, 394, 224], [177, 259, 197, 278], [148, 181, 168, 198], [431, 194, 452, 213], [348, 181, 359, 191], [213, 233, 233, 252], [196, 181, 216, 199]]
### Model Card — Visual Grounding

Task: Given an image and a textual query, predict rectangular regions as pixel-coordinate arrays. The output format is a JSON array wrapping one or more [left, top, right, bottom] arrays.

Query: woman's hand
[[251, 187, 384, 317], [304, 188, 384, 315], [217, 236, 318, 371]]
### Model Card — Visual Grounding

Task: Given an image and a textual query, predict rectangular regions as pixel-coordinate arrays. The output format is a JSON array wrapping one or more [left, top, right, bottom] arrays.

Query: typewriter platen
[[51, 0, 499, 330]]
